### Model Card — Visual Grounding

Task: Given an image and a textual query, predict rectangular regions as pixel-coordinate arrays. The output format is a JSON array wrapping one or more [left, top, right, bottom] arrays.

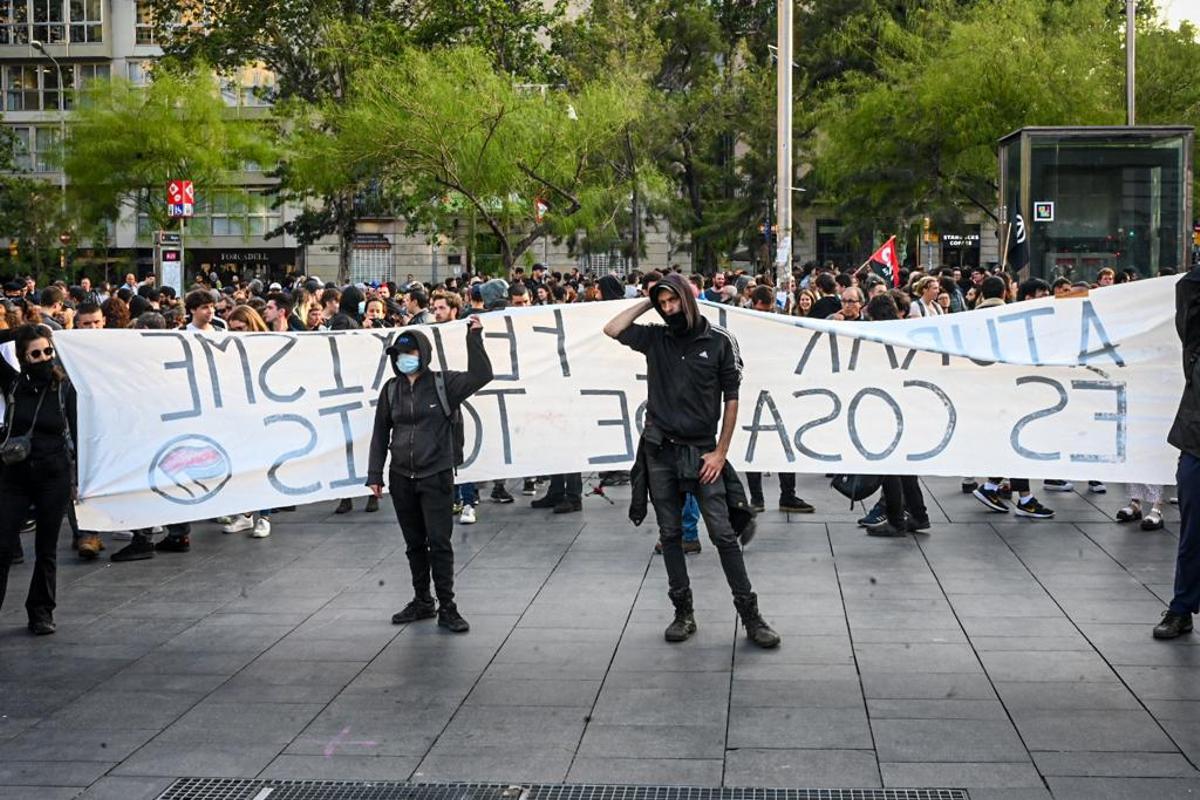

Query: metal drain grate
[[156, 780, 968, 800]]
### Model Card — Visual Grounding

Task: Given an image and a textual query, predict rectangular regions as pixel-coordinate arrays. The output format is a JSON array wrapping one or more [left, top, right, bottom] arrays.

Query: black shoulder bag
[[0, 383, 49, 466]]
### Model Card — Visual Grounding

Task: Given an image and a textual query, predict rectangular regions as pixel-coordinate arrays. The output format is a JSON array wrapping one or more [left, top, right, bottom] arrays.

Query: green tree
[[305, 46, 640, 273], [62, 66, 274, 237], [813, 0, 1124, 243]]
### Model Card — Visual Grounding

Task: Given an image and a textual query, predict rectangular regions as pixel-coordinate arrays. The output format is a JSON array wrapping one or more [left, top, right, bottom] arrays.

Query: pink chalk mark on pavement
[[324, 726, 378, 756]]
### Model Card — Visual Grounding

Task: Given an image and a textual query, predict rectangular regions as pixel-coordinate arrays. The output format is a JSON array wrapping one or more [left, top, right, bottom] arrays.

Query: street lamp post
[[774, 0, 794, 287], [30, 40, 66, 214]]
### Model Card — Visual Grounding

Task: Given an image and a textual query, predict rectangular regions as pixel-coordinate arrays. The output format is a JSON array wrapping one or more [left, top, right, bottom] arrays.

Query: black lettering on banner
[[371, 330, 400, 390], [533, 309, 571, 377], [459, 399, 483, 469], [742, 389, 796, 463], [197, 335, 255, 409], [908, 327, 952, 367], [263, 413, 320, 495], [257, 335, 305, 403], [476, 388, 526, 464], [883, 343, 919, 371], [486, 316, 520, 381], [319, 335, 364, 398], [794, 331, 840, 375], [904, 380, 957, 461], [793, 388, 843, 462], [319, 401, 368, 488], [997, 307, 1055, 365], [151, 332, 202, 421], [430, 327, 448, 371], [717, 307, 728, 330], [1070, 380, 1127, 463], [1078, 300, 1126, 367], [847, 388, 903, 461], [1010, 376, 1068, 461], [582, 389, 634, 464]]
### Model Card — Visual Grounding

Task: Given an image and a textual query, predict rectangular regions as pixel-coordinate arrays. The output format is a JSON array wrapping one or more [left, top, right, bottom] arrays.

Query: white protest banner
[[56, 277, 1182, 531]]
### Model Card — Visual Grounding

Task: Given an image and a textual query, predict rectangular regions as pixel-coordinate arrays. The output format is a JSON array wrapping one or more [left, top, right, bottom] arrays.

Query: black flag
[[1010, 206, 1030, 276]]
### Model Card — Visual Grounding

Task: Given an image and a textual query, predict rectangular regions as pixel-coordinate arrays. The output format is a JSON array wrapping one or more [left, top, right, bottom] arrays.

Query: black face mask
[[663, 311, 690, 336], [24, 361, 53, 384]]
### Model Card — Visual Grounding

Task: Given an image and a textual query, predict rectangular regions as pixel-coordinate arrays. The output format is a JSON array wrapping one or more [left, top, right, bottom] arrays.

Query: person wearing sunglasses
[[0, 323, 78, 635]]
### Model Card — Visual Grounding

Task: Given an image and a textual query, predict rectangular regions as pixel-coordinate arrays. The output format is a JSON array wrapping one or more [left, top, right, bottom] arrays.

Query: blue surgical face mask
[[397, 353, 421, 374], [357, 300, 366, 316]]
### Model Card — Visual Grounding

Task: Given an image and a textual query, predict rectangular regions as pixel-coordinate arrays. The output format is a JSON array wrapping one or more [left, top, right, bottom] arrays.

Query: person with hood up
[[367, 317, 493, 633], [604, 272, 780, 648], [328, 285, 364, 330]]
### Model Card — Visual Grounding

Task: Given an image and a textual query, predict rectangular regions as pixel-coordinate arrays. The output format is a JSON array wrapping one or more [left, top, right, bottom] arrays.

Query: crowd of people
[[0, 257, 1183, 640]]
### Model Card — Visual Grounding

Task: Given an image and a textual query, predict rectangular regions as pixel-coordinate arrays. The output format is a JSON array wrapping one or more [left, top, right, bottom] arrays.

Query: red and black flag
[[868, 236, 901, 287]]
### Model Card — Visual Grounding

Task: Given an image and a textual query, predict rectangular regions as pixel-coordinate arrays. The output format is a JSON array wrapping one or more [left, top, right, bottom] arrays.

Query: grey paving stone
[[727, 706, 872, 750], [879, 761, 1043, 788], [0, 727, 159, 762], [1032, 751, 1199, 778], [872, 718, 1028, 762], [153, 701, 324, 745], [74, 777, 175, 800], [859, 671, 998, 700], [978, 650, 1118, 682], [259, 754, 421, 780], [994, 681, 1144, 711], [577, 724, 726, 759], [1046, 776, 1200, 800], [0, 759, 114, 786], [1009, 709, 1177, 752], [465, 678, 602, 708], [866, 698, 1010, 720], [730, 677, 865, 708], [853, 642, 982, 673], [112, 740, 283, 778], [42, 690, 205, 731], [566, 757, 724, 786], [721, 749, 881, 789], [413, 748, 574, 783]]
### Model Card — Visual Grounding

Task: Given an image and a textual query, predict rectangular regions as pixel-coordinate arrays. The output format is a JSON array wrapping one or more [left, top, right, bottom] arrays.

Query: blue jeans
[[456, 482, 478, 506], [682, 494, 700, 542]]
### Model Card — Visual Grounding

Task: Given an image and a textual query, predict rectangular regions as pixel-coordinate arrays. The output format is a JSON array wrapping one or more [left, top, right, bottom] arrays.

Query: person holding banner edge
[[367, 316, 493, 634], [605, 272, 779, 648]]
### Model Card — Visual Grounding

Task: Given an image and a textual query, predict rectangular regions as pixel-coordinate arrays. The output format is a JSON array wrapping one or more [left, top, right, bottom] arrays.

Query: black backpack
[[389, 372, 465, 469]]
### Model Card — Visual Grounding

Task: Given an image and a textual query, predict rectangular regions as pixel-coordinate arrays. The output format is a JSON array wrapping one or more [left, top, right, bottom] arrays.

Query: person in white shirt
[[908, 276, 944, 318], [184, 289, 226, 331]]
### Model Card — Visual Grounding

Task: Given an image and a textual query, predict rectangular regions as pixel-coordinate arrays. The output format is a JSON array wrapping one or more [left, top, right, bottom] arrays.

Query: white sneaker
[[1043, 480, 1074, 492], [251, 518, 272, 538], [459, 505, 476, 525], [222, 514, 254, 534], [151, 525, 165, 534], [213, 517, 233, 525]]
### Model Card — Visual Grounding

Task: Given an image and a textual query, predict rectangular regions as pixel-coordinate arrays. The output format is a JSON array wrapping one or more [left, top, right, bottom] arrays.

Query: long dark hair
[[13, 323, 66, 385]]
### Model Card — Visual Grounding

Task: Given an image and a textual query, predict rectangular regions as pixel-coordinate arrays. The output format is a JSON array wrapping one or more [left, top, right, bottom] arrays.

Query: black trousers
[[988, 477, 1030, 493], [745, 472, 796, 501], [390, 470, 456, 606], [882, 475, 927, 526], [544, 473, 582, 503], [0, 453, 72, 623], [645, 442, 752, 598], [1171, 453, 1200, 615]]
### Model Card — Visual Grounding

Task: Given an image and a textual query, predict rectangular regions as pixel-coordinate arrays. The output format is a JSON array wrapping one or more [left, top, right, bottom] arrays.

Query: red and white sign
[[534, 197, 549, 224], [167, 180, 195, 218]]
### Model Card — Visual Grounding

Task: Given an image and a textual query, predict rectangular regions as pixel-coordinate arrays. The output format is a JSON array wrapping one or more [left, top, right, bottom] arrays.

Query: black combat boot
[[734, 592, 781, 648], [664, 588, 697, 643]]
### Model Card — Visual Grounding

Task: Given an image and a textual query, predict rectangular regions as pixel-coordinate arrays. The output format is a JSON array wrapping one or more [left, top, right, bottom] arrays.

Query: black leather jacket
[[1169, 268, 1200, 459], [627, 433, 756, 535]]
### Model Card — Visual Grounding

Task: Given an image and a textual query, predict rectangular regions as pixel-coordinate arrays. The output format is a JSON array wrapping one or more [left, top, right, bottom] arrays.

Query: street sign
[[167, 180, 195, 218], [156, 231, 181, 246], [1034, 201, 1054, 222]]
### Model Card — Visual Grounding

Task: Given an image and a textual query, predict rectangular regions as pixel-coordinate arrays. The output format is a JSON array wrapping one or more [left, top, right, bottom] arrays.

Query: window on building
[[68, 0, 102, 43], [6, 124, 61, 172], [31, 0, 65, 44], [0, 0, 31, 44], [40, 63, 72, 110], [5, 65, 37, 111], [127, 59, 154, 87], [134, 0, 154, 43], [77, 62, 108, 86]]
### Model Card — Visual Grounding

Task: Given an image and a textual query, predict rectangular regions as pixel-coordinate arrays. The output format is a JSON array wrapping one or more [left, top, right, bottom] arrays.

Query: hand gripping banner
[[55, 277, 1182, 531]]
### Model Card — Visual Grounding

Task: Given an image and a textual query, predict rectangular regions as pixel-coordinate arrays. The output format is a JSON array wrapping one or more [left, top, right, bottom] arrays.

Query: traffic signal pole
[[774, 0, 793, 286]]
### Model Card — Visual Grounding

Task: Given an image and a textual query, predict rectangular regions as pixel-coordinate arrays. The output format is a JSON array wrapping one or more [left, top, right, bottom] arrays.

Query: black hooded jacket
[[616, 273, 742, 445], [366, 325, 493, 483], [598, 274, 625, 301], [329, 286, 363, 330], [1170, 268, 1200, 458]]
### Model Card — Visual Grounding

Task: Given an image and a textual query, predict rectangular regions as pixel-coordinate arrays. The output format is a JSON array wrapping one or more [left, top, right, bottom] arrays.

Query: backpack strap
[[433, 371, 452, 420]]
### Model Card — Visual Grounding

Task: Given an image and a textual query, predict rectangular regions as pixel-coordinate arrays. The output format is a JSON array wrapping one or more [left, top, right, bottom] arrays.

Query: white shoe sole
[[1043, 483, 1074, 493], [1013, 507, 1054, 519]]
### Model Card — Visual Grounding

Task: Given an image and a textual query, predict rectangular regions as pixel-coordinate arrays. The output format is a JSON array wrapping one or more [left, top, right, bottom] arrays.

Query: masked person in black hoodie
[[0, 324, 77, 635], [367, 317, 493, 633], [605, 273, 779, 648]]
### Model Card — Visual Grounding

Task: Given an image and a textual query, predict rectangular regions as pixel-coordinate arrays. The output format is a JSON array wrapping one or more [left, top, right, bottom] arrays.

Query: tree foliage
[[61, 66, 274, 233], [306, 46, 641, 272]]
